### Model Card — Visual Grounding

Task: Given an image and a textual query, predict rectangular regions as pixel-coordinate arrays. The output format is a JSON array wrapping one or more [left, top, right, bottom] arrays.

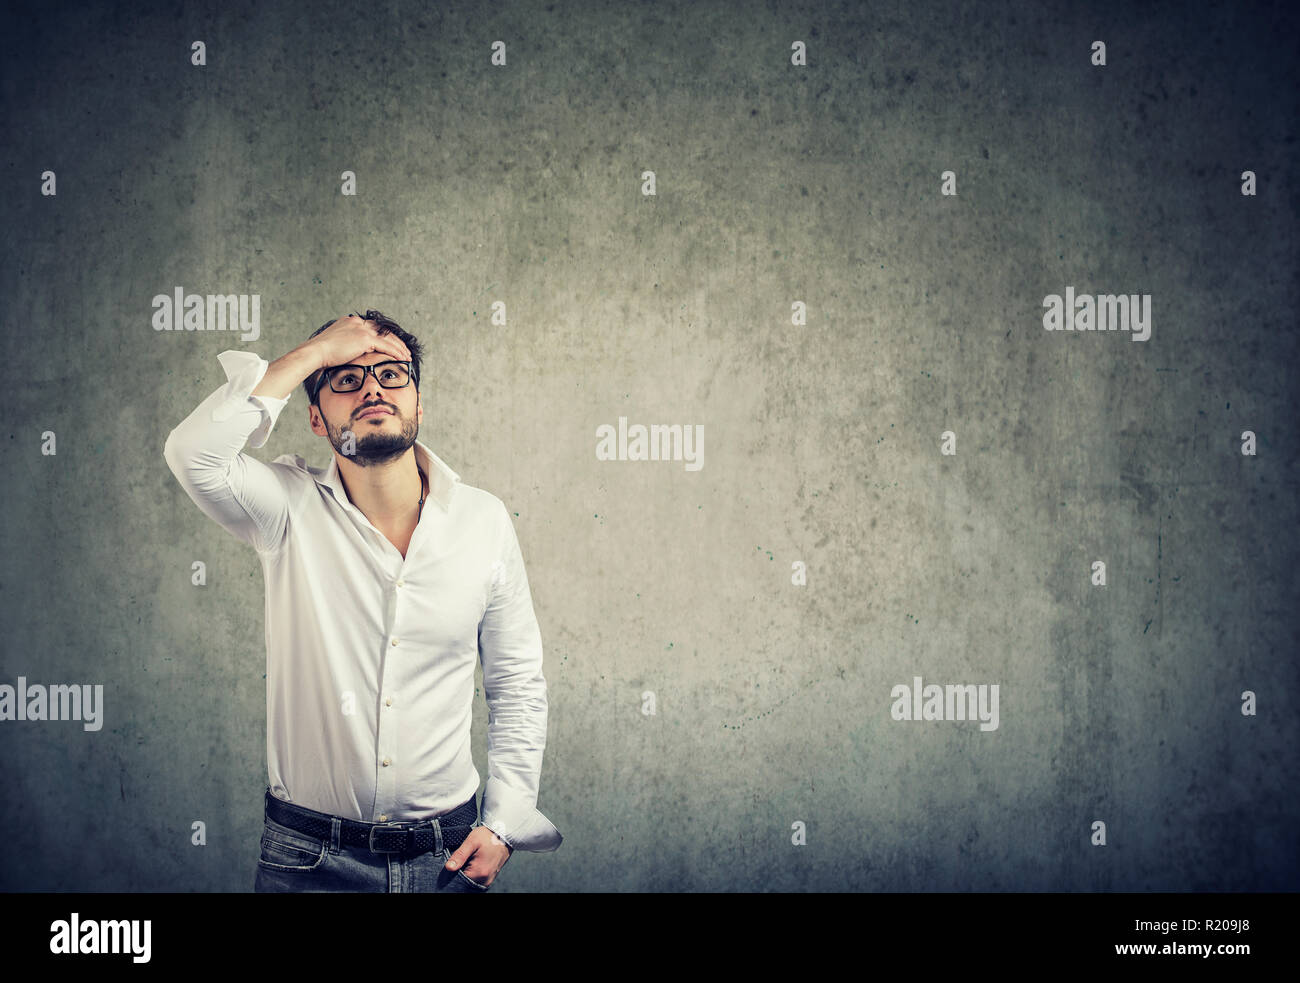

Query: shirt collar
[[315, 439, 460, 513]]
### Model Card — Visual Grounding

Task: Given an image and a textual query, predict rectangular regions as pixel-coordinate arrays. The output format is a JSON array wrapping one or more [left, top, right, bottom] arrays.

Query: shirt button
[[391, 637, 399, 646], [385, 698, 392, 707], [396, 579, 405, 588], [378, 814, 388, 822], [382, 757, 391, 767]]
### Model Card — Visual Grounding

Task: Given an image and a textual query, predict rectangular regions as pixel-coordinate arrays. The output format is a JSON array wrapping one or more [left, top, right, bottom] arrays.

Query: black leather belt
[[264, 788, 479, 856]]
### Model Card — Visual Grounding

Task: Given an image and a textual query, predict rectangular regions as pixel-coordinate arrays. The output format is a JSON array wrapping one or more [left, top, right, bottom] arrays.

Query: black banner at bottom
[[3, 891, 1286, 970]]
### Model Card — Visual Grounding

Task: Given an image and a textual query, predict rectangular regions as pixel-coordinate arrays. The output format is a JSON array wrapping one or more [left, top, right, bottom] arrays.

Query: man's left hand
[[444, 825, 513, 887]]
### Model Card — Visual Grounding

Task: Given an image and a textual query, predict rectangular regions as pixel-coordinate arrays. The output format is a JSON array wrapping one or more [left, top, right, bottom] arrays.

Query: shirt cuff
[[210, 350, 290, 448], [481, 783, 563, 853]]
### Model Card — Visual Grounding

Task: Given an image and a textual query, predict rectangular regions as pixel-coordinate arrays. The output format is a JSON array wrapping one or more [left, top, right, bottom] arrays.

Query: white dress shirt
[[163, 349, 561, 852]]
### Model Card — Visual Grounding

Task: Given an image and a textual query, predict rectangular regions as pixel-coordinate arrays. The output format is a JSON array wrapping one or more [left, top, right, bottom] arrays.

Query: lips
[[357, 407, 393, 419]]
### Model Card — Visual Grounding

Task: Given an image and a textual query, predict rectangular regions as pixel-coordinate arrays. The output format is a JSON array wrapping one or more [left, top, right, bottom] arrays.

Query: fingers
[[446, 828, 491, 871], [331, 315, 411, 363], [367, 336, 400, 360], [359, 322, 411, 363], [347, 329, 406, 365], [373, 338, 411, 363], [445, 842, 472, 870]]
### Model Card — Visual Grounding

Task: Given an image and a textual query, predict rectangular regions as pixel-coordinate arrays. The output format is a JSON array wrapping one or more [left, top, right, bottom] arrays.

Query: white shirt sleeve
[[162, 350, 294, 554], [478, 500, 563, 852]]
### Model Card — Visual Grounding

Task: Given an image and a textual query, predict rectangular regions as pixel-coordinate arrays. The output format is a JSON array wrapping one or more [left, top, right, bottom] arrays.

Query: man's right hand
[[308, 314, 412, 371]]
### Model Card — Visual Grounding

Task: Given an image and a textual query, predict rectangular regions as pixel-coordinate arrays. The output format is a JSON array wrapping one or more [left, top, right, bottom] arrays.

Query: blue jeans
[[253, 794, 495, 893]]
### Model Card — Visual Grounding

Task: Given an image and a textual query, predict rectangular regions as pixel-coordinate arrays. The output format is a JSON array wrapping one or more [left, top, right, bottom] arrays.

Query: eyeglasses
[[313, 361, 415, 400]]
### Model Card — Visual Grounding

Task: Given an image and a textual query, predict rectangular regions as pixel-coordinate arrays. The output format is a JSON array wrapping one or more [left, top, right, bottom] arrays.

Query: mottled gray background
[[1, 0, 1296, 892]]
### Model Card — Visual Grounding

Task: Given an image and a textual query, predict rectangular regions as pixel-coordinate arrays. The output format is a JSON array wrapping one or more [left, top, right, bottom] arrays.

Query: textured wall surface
[[1, 0, 1297, 892]]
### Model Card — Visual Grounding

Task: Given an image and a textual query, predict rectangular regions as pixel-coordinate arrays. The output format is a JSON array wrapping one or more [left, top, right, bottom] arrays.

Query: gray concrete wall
[[1, 0, 1296, 891]]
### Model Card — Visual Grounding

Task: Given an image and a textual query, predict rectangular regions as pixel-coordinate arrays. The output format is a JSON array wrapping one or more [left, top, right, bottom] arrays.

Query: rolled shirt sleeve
[[210, 350, 290, 447], [163, 350, 294, 554]]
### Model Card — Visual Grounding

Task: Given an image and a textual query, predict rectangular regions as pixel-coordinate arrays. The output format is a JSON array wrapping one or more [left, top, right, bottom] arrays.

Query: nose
[[357, 366, 387, 400], [355, 385, 392, 418]]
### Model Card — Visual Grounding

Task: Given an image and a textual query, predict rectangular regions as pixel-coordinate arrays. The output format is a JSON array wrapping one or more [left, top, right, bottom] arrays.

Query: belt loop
[[330, 817, 342, 854]]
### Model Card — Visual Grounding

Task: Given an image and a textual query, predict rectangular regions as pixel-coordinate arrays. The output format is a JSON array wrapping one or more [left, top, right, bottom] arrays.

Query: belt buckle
[[368, 821, 411, 853]]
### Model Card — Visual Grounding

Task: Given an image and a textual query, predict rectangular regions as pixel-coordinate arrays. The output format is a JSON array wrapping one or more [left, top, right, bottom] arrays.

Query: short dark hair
[[302, 309, 423, 406]]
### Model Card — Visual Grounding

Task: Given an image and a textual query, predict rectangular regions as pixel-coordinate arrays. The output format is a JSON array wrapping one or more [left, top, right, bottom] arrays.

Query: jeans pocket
[[258, 817, 328, 872], [441, 847, 491, 891]]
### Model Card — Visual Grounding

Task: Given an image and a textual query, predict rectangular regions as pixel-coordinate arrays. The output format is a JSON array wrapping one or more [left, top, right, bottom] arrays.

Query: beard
[[321, 407, 419, 466]]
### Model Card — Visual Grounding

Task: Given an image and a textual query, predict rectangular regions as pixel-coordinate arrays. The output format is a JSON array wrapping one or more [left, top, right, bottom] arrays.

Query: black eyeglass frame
[[312, 360, 418, 402]]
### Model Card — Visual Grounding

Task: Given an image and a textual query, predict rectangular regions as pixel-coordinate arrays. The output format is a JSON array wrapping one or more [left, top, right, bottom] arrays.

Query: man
[[163, 309, 561, 892]]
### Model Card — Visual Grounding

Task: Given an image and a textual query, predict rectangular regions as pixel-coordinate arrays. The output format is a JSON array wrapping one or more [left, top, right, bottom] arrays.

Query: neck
[[336, 448, 425, 525]]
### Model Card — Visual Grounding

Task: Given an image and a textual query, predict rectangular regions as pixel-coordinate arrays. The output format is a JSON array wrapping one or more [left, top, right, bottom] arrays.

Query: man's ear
[[309, 404, 326, 436]]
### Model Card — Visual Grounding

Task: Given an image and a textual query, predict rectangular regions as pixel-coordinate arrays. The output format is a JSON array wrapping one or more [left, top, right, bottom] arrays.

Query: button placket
[[374, 571, 403, 815]]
